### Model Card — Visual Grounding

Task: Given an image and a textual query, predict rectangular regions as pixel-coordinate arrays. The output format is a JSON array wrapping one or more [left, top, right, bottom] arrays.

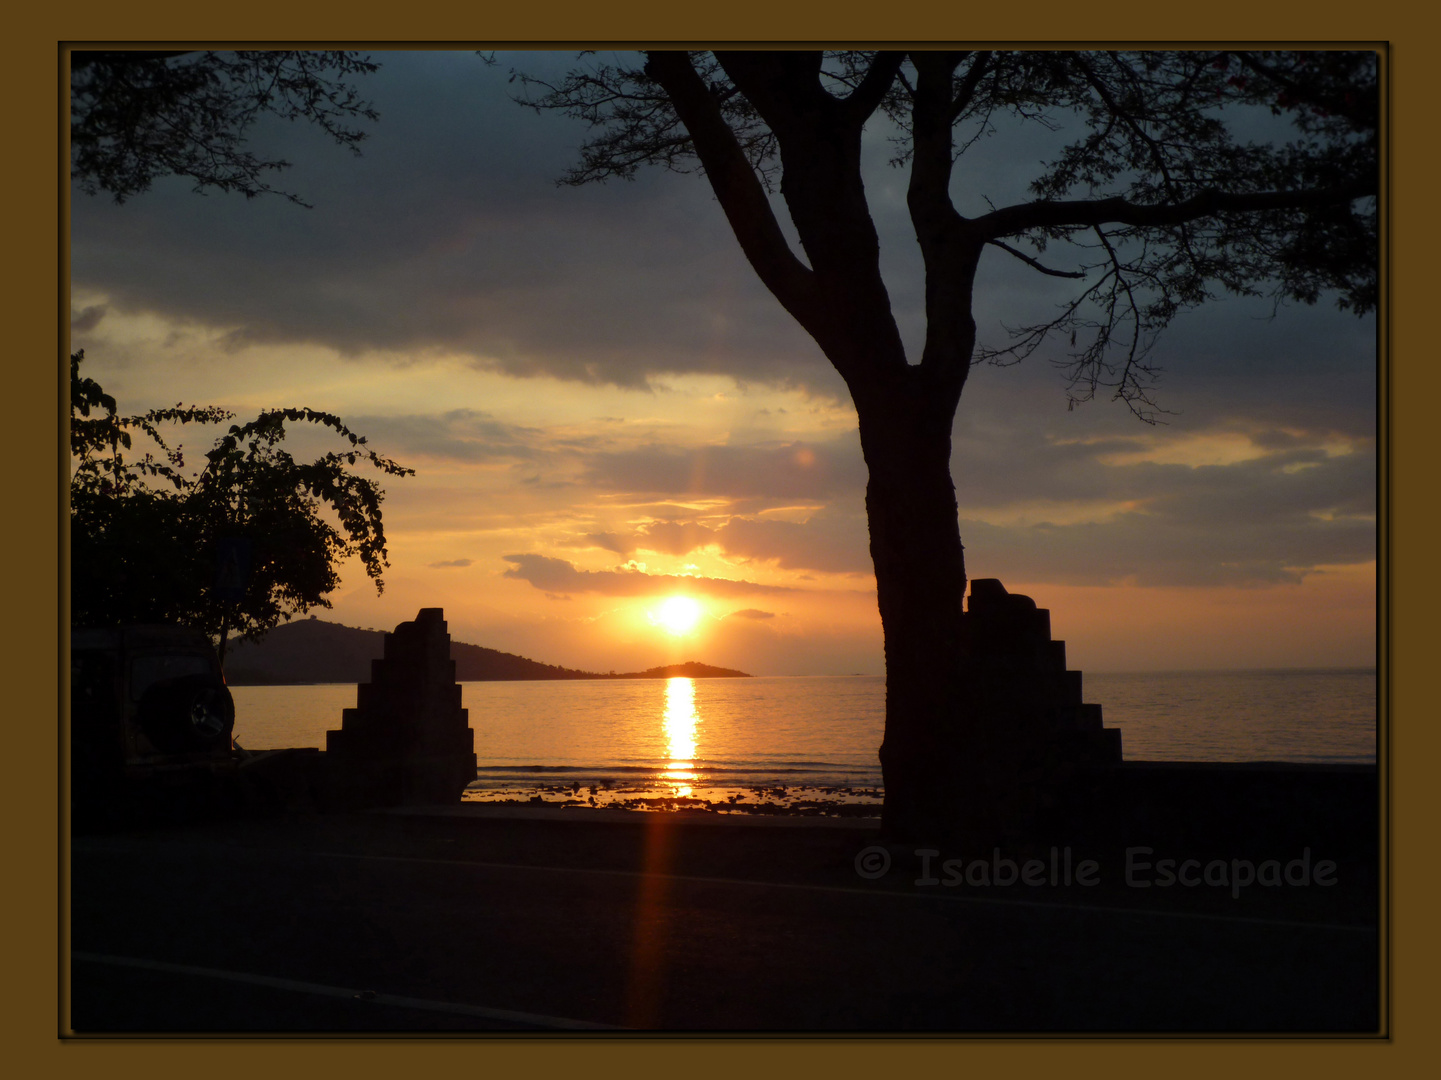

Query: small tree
[[516, 50, 1378, 838], [70, 351, 413, 662]]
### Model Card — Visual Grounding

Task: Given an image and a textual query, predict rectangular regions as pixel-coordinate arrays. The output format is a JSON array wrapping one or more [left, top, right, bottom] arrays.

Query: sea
[[230, 669, 1378, 815]]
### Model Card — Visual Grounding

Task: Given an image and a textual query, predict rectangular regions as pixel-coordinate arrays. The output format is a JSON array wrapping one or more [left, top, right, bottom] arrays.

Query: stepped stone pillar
[[959, 578, 1122, 766], [937, 578, 1124, 844], [326, 608, 477, 806]]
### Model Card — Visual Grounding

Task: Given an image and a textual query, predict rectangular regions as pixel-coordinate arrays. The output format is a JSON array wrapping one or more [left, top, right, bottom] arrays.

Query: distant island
[[611, 661, 750, 680], [223, 617, 750, 685]]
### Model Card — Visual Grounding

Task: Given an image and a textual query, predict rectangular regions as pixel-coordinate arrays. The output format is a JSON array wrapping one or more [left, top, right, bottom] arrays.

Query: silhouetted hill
[[222, 617, 748, 684]]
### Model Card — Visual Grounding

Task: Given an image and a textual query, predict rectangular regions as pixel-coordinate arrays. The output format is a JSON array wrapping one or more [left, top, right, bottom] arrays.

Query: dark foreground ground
[[68, 766, 1381, 1035]]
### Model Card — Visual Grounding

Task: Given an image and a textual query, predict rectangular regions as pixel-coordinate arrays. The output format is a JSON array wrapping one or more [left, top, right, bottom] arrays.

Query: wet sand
[[462, 780, 884, 816]]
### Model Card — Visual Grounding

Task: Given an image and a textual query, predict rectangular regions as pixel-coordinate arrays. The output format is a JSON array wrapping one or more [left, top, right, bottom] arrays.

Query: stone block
[[325, 608, 477, 806], [958, 578, 1122, 767]]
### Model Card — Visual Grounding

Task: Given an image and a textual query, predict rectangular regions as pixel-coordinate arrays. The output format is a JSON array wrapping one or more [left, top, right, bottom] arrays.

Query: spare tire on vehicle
[[135, 674, 235, 754]]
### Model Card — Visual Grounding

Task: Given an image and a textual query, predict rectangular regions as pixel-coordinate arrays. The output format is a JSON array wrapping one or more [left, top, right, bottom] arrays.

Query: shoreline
[[458, 755, 1371, 813], [391, 802, 883, 827], [462, 778, 885, 816], [458, 759, 1378, 819]]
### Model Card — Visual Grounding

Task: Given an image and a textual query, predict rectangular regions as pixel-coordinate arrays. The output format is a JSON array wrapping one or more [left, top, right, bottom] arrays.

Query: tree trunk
[[646, 52, 997, 839], [851, 373, 972, 840]]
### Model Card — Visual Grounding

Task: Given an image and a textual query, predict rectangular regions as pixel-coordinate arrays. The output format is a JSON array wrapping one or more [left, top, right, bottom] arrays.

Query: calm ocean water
[[230, 669, 1376, 813]]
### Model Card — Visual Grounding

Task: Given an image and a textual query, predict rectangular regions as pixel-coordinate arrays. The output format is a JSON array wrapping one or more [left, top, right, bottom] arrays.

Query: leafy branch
[[70, 351, 412, 645], [71, 50, 381, 206]]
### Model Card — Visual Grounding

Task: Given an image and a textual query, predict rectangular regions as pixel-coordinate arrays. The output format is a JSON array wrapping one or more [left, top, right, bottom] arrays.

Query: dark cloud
[[427, 558, 473, 569], [526, 396, 1372, 587], [959, 447, 1376, 588], [713, 515, 871, 574], [948, 373, 1376, 517], [69, 51, 1372, 409], [69, 52, 832, 389], [944, 380, 1378, 587], [958, 286, 1376, 443], [1132, 450, 1376, 529], [575, 511, 873, 576], [964, 512, 1373, 588], [577, 532, 631, 555], [501, 554, 794, 598], [629, 520, 721, 556], [727, 608, 776, 620], [582, 439, 866, 500], [71, 304, 107, 332], [573, 425, 1373, 585], [344, 409, 550, 464], [324, 386, 1377, 589]]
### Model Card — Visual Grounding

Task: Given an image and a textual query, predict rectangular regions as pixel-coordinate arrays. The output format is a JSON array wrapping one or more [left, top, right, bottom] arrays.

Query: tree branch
[[1090, 225, 1148, 412], [713, 52, 832, 138], [973, 179, 1376, 240], [985, 239, 1088, 278], [641, 52, 820, 324], [841, 51, 907, 127], [948, 50, 992, 123], [906, 52, 981, 391]]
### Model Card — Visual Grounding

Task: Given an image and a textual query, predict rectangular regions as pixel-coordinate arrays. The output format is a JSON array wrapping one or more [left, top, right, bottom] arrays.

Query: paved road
[[67, 809, 1380, 1033]]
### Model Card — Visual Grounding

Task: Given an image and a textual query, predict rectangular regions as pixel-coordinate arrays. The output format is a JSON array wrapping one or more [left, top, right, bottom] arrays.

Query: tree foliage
[[515, 50, 1377, 419], [70, 351, 412, 651], [70, 50, 381, 206]]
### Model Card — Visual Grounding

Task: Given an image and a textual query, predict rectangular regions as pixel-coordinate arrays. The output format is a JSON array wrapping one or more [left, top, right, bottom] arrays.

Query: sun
[[651, 595, 702, 636]]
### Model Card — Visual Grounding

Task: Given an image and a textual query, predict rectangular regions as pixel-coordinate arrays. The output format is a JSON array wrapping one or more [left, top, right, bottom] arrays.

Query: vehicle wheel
[[136, 675, 235, 754]]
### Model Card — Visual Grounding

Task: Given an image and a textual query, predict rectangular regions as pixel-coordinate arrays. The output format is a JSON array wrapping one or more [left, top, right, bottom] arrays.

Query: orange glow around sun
[[650, 596, 702, 636]]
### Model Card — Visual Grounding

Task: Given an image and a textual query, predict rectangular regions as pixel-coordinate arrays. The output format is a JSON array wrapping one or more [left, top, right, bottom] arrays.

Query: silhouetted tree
[[70, 351, 412, 663], [70, 50, 380, 206], [516, 50, 1378, 837]]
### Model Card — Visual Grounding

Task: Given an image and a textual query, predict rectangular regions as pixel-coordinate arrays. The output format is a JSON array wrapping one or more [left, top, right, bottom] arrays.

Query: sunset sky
[[68, 50, 1377, 676]]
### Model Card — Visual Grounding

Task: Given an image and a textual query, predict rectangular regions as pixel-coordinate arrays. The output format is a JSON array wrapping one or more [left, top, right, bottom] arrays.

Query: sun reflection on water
[[662, 677, 699, 796]]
